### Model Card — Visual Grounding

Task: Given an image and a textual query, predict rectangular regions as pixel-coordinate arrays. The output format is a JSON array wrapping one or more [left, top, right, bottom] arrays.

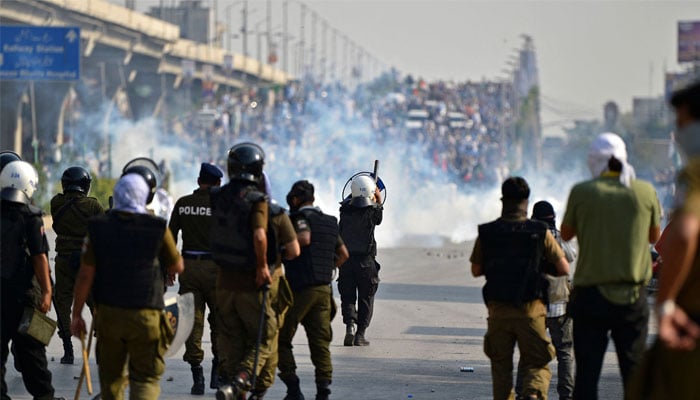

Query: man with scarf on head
[[515, 201, 577, 400], [71, 173, 184, 400], [470, 177, 569, 400], [560, 132, 661, 399], [626, 81, 700, 399]]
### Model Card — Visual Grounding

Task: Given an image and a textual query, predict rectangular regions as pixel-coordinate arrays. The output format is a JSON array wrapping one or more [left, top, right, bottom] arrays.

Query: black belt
[[183, 253, 212, 260]]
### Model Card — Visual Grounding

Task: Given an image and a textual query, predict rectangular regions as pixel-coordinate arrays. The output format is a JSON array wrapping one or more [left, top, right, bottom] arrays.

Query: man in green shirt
[[561, 132, 661, 400]]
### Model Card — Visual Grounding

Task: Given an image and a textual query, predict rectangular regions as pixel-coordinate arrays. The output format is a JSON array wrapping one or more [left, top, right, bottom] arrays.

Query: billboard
[[678, 21, 700, 63]]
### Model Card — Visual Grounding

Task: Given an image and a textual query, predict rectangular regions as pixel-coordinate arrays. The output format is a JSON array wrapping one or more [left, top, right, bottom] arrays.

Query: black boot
[[211, 357, 223, 389], [353, 328, 370, 346], [191, 365, 205, 395], [315, 380, 331, 400], [60, 336, 74, 364], [280, 374, 305, 400], [343, 323, 355, 347]]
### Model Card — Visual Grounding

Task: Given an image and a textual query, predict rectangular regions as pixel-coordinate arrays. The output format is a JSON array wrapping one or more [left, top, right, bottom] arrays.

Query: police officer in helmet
[[248, 172, 298, 400], [0, 150, 21, 172], [51, 166, 104, 365], [470, 177, 570, 400], [338, 174, 383, 347], [122, 164, 158, 205], [1, 161, 65, 400], [212, 143, 299, 400], [169, 163, 224, 394], [278, 180, 349, 400]]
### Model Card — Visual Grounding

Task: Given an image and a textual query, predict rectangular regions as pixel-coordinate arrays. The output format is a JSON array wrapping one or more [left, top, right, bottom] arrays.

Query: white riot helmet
[[350, 175, 377, 207], [0, 161, 39, 205]]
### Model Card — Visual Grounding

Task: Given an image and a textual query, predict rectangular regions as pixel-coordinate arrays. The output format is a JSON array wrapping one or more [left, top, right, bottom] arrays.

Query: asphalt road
[[5, 230, 654, 399]]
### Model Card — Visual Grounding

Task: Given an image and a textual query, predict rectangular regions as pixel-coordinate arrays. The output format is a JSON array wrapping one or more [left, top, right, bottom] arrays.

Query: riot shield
[[163, 292, 195, 358]]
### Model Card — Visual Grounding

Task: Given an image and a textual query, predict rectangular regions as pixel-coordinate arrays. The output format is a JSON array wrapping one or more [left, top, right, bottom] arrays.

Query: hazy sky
[[302, 1, 698, 134], [120, 0, 699, 134]]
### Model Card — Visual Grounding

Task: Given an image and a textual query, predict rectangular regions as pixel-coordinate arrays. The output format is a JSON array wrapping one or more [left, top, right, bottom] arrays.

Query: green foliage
[[89, 176, 116, 209]]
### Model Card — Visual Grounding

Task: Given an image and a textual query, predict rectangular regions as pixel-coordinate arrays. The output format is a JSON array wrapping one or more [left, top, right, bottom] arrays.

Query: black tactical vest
[[210, 182, 267, 271], [0, 201, 39, 290], [89, 212, 166, 309], [339, 203, 379, 257], [478, 219, 548, 306], [284, 208, 338, 292]]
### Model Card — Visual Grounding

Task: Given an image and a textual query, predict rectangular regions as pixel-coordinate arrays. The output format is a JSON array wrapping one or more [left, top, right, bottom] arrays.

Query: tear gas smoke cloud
[[59, 89, 588, 248]]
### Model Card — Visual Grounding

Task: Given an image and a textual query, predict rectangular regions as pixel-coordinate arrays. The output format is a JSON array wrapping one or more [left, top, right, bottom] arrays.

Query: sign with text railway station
[[0, 26, 80, 81]]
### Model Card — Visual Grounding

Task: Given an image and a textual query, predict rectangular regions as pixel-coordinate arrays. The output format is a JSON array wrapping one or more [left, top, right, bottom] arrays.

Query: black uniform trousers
[[568, 285, 648, 400], [1, 286, 55, 400], [337, 255, 379, 329]]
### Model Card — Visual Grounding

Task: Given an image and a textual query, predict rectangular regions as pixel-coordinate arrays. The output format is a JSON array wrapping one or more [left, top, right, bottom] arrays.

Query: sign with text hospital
[[0, 26, 80, 81], [678, 21, 700, 63]]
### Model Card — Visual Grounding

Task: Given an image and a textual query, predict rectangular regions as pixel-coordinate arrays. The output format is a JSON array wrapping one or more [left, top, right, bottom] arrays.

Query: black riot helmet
[[227, 142, 265, 183], [61, 166, 92, 194], [0, 150, 21, 172], [122, 165, 157, 204]]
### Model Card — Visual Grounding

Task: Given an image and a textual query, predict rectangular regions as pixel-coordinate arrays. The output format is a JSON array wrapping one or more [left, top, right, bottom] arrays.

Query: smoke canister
[[460, 366, 474, 372]]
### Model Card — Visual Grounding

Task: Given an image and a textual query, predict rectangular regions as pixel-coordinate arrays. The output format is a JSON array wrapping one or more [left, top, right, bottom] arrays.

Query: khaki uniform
[[82, 218, 180, 400], [50, 192, 104, 339], [627, 160, 700, 400], [278, 285, 333, 382], [278, 208, 344, 385], [470, 219, 563, 400], [216, 203, 296, 392], [169, 188, 219, 366]]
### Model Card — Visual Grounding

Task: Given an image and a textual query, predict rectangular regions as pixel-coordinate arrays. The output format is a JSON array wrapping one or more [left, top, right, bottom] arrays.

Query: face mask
[[674, 122, 700, 162]]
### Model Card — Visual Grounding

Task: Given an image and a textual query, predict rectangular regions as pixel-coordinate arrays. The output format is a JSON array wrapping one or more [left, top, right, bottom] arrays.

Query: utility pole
[[299, 3, 306, 78], [342, 34, 348, 86], [283, 0, 289, 74], [310, 11, 317, 79], [242, 0, 249, 57], [332, 28, 337, 82], [321, 19, 327, 83], [266, 0, 272, 64]]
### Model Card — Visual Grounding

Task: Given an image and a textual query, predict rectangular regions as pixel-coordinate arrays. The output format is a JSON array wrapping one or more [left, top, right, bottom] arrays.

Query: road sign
[[0, 26, 80, 81]]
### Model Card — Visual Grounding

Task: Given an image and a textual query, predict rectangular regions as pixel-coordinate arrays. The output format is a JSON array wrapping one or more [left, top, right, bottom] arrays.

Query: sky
[[117, 0, 699, 135]]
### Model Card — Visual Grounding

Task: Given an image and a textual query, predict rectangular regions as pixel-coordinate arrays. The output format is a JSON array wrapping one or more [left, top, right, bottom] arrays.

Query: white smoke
[[60, 88, 587, 249]]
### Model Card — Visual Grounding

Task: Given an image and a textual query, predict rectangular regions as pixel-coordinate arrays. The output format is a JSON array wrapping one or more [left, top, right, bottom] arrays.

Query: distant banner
[[678, 21, 700, 63]]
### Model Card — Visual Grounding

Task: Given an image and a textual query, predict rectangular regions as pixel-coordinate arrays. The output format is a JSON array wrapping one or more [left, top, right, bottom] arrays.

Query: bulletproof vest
[[284, 208, 339, 291], [52, 193, 96, 253], [478, 219, 548, 306], [267, 202, 282, 268], [210, 182, 267, 271], [89, 212, 166, 309], [339, 203, 378, 256], [539, 228, 560, 276], [0, 201, 39, 290]]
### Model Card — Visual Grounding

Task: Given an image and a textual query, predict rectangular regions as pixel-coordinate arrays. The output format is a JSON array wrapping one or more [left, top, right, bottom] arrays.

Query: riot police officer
[[169, 162, 224, 394], [212, 143, 299, 400], [338, 175, 383, 347], [51, 166, 104, 364], [1, 160, 65, 400], [70, 173, 184, 399], [247, 173, 298, 400], [470, 177, 570, 400], [278, 180, 349, 400]]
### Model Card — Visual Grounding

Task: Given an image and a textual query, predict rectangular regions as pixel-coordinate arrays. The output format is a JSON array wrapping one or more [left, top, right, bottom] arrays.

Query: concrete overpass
[[0, 0, 291, 158]]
